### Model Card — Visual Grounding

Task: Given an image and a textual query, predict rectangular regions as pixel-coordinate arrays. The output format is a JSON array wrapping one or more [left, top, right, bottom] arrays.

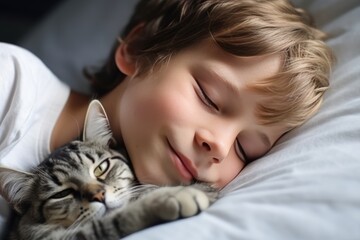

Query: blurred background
[[0, 0, 64, 43], [0, 0, 137, 93]]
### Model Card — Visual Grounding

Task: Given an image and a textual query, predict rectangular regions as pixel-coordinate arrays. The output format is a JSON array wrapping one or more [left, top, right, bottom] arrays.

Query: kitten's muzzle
[[82, 183, 106, 203]]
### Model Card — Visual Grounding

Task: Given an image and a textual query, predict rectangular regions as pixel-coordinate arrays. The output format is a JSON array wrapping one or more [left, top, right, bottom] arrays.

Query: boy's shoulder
[[0, 42, 68, 90], [0, 42, 70, 169], [0, 42, 49, 83], [0, 42, 39, 62], [0, 42, 68, 106]]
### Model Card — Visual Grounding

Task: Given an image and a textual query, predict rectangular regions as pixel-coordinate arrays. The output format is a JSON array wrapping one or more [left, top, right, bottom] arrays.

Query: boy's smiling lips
[[167, 139, 199, 182]]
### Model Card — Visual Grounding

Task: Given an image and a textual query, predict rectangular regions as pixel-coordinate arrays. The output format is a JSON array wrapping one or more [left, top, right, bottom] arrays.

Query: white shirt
[[0, 43, 70, 230]]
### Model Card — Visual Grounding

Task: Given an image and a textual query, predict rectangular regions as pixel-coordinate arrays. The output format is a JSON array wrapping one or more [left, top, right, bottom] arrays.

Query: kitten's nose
[[83, 183, 106, 203], [91, 189, 105, 202]]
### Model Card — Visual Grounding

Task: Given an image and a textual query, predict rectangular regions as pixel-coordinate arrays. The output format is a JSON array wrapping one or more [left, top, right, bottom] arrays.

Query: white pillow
[[19, 0, 360, 239]]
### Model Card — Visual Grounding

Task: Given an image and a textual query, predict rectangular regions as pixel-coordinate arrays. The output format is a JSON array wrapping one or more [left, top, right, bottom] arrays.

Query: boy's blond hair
[[86, 0, 334, 128]]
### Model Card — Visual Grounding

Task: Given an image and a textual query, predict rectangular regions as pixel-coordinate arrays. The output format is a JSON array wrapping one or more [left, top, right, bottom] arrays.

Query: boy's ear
[[115, 24, 145, 76], [115, 42, 136, 76]]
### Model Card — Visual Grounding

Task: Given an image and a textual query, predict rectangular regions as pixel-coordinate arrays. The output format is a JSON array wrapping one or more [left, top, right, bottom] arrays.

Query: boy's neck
[[50, 90, 90, 151], [99, 78, 129, 145]]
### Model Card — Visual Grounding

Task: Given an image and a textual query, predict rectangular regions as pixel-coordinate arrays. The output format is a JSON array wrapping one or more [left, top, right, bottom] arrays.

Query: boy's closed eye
[[235, 140, 249, 164], [195, 79, 219, 111]]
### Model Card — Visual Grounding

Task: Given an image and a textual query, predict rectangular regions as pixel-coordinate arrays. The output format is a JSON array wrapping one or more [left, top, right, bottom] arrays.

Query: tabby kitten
[[0, 100, 217, 240]]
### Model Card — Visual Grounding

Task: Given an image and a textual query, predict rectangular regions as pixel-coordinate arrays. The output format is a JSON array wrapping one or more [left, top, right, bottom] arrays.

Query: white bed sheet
[[13, 0, 360, 239]]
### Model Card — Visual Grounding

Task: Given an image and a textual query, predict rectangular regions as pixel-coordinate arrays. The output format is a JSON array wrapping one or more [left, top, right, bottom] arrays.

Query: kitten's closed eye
[[50, 188, 75, 199]]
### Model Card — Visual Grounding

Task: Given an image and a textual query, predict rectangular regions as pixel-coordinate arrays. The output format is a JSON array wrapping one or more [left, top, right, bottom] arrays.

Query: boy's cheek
[[136, 90, 196, 124]]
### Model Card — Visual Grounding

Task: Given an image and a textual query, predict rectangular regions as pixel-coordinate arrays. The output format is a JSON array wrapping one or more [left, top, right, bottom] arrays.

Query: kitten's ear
[[0, 166, 34, 214], [83, 100, 112, 146]]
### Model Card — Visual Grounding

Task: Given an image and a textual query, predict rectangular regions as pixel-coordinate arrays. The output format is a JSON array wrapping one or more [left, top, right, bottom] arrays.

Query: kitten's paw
[[149, 186, 210, 220]]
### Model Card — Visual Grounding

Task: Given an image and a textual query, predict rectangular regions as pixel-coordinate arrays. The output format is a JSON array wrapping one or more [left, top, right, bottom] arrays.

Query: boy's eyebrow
[[205, 68, 240, 96]]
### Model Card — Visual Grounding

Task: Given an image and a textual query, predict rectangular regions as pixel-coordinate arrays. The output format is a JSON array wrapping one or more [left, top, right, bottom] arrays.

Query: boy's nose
[[195, 128, 235, 163]]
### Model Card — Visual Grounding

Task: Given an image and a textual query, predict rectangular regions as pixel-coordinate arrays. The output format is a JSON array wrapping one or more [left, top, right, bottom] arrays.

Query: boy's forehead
[[183, 40, 282, 86]]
